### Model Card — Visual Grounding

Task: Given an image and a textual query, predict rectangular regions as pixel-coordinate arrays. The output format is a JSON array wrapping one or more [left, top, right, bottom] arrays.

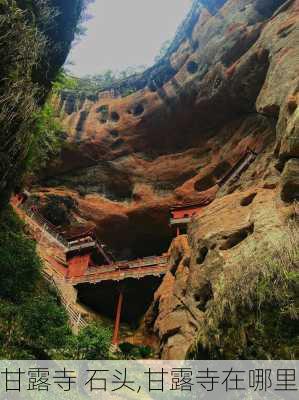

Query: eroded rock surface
[[281, 158, 299, 201], [144, 188, 297, 358], [31, 0, 299, 357]]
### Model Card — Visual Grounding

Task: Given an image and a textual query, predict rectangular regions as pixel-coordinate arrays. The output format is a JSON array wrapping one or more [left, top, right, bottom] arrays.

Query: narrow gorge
[[1, 0, 298, 360]]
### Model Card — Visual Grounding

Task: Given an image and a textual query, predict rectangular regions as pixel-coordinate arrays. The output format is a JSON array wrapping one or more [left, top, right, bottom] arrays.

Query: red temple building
[[170, 202, 204, 236]]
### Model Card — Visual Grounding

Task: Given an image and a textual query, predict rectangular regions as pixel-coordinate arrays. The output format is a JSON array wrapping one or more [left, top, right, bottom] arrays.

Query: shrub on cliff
[[119, 342, 154, 359], [0, 208, 112, 359], [0, 1, 45, 206], [192, 222, 299, 359], [0, 0, 87, 207], [0, 206, 41, 302], [63, 323, 112, 360], [0, 206, 71, 358], [0, 293, 71, 359], [25, 102, 64, 174]]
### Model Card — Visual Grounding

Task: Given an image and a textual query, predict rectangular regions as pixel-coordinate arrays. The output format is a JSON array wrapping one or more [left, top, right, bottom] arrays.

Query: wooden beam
[[112, 288, 124, 346]]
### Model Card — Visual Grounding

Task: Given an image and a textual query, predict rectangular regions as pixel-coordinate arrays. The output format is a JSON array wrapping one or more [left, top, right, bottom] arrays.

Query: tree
[[21, 295, 71, 353], [65, 323, 112, 359], [0, 206, 71, 359], [24, 102, 64, 175], [0, 294, 71, 359], [53, 69, 79, 92], [0, 207, 41, 303]]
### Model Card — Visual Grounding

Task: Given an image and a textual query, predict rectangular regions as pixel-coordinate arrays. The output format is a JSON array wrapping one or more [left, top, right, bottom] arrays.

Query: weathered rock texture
[[0, 0, 84, 207], [143, 188, 297, 358], [33, 0, 299, 356]]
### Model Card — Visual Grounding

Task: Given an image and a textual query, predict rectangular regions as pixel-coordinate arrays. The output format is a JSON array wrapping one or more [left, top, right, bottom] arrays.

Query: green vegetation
[[0, 0, 115, 361], [0, 206, 69, 358], [25, 102, 64, 175], [119, 343, 154, 359], [63, 323, 112, 359], [0, 0, 46, 205], [41, 200, 70, 226], [53, 69, 79, 92], [0, 208, 40, 302], [0, 0, 86, 206], [0, 206, 112, 359], [55, 65, 146, 95], [76, 66, 146, 91], [191, 222, 299, 359]]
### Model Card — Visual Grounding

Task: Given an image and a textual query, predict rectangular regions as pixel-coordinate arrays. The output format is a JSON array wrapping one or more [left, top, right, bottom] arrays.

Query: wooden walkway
[[19, 203, 101, 254], [67, 255, 169, 285], [218, 149, 257, 187], [16, 199, 169, 284]]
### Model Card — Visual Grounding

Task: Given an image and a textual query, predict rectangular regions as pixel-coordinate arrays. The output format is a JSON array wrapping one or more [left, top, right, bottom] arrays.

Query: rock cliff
[[33, 0, 298, 358], [0, 0, 84, 206]]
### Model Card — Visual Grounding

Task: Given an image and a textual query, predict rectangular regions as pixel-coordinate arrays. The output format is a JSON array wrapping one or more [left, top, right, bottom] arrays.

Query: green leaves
[[52, 69, 79, 92], [0, 208, 113, 360], [193, 223, 299, 359], [21, 295, 71, 350], [0, 295, 71, 359], [64, 323, 112, 360], [0, 207, 41, 303], [0, 207, 70, 359], [25, 101, 63, 174]]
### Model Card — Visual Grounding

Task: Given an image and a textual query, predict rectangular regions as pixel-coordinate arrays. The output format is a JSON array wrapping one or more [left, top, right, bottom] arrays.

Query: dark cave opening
[[186, 60, 198, 74], [194, 174, 215, 192], [111, 138, 124, 150], [130, 231, 172, 259], [110, 111, 120, 122], [76, 275, 163, 326], [109, 129, 119, 138], [103, 224, 173, 262], [96, 105, 109, 113], [219, 223, 254, 250], [76, 110, 89, 132], [240, 192, 257, 206], [97, 105, 109, 123], [132, 103, 145, 116], [96, 207, 173, 262], [126, 209, 173, 258]]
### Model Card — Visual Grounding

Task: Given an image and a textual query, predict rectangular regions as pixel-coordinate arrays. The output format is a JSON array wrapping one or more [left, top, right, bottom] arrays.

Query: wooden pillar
[[112, 288, 124, 345]]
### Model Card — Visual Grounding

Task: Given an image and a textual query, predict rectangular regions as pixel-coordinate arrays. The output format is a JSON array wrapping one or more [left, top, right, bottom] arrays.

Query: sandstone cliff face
[[34, 0, 299, 357], [144, 189, 297, 358]]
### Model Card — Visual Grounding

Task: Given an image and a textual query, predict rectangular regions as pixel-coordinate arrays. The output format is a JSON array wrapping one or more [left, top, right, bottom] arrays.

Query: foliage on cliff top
[[192, 221, 299, 359], [55, 65, 147, 96]]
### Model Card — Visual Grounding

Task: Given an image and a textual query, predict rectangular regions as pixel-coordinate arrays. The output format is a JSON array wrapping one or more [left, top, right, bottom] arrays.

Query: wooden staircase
[[218, 149, 257, 188], [42, 267, 87, 331]]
